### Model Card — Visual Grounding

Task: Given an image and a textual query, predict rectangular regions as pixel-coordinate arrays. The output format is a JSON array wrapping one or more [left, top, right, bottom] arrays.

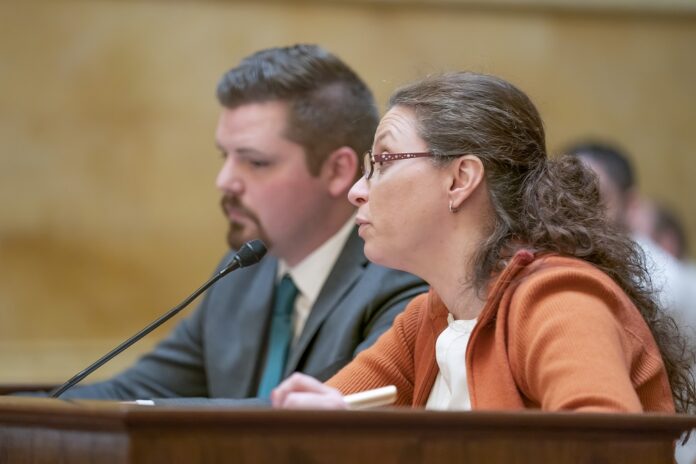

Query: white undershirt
[[277, 216, 356, 343], [425, 313, 477, 410]]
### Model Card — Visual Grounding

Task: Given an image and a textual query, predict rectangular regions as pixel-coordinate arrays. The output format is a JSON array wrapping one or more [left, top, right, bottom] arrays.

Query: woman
[[272, 72, 695, 413]]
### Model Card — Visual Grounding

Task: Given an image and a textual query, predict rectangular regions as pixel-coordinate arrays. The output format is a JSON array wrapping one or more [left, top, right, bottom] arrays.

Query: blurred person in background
[[565, 141, 696, 332], [629, 198, 689, 262], [651, 202, 689, 262]]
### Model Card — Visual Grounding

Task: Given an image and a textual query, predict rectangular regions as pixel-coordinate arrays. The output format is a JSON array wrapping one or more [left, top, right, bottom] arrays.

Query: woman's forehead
[[375, 107, 419, 145]]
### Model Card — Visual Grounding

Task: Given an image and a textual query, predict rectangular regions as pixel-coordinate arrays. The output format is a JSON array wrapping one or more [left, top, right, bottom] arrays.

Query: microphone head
[[234, 239, 267, 268]]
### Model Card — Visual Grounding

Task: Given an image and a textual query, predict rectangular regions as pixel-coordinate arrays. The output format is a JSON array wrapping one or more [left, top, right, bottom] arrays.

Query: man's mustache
[[220, 195, 257, 222]]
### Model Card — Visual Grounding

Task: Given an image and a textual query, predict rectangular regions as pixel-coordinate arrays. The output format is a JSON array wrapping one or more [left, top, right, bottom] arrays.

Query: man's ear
[[320, 146, 359, 197], [448, 155, 485, 210]]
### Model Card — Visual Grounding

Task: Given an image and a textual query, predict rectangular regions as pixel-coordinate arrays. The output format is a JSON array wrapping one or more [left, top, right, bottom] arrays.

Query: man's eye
[[249, 159, 272, 168]]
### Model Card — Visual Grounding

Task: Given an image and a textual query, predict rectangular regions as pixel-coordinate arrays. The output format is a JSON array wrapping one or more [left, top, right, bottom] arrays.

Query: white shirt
[[425, 313, 477, 410], [634, 234, 696, 332], [277, 216, 356, 343]]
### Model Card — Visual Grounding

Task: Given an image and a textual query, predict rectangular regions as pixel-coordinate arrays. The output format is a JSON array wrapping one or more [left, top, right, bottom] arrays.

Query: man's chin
[[224, 222, 250, 249], [225, 225, 271, 252], [226, 231, 253, 251]]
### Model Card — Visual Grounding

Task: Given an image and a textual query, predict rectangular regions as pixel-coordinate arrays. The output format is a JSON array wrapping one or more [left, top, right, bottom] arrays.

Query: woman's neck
[[438, 281, 486, 320], [419, 247, 487, 320], [415, 203, 492, 320]]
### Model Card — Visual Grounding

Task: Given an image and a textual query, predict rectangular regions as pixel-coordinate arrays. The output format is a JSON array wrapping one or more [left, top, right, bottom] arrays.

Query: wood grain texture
[[0, 397, 694, 463]]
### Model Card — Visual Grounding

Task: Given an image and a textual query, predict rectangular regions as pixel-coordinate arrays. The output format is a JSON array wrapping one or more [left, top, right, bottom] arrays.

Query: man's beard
[[220, 195, 273, 251]]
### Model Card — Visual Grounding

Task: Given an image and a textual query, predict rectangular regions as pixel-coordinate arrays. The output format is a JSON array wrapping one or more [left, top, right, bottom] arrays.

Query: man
[[54, 44, 426, 401], [632, 199, 689, 262], [564, 141, 637, 228]]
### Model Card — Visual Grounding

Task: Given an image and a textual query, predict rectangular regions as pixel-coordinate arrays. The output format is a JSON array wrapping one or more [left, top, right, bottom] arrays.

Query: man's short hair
[[564, 140, 635, 193], [216, 44, 379, 175]]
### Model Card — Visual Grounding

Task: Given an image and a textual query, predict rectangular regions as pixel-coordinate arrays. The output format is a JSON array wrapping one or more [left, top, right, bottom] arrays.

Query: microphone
[[49, 239, 267, 398]]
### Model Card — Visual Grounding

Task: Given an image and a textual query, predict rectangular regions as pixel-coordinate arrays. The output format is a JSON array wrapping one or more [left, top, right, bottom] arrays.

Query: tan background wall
[[1, 0, 694, 383]]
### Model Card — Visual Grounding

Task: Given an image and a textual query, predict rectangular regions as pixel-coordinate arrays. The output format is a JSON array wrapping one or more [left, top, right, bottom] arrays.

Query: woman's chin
[[363, 244, 386, 267], [364, 245, 405, 273]]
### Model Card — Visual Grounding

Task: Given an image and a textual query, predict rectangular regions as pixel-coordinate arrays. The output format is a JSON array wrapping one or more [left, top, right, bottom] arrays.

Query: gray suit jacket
[[58, 229, 427, 401]]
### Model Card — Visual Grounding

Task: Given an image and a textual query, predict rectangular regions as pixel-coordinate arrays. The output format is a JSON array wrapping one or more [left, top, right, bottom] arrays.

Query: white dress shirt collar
[[277, 215, 356, 341]]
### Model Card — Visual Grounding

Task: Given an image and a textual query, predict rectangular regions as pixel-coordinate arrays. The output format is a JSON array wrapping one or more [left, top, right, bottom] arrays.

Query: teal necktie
[[257, 274, 299, 398]]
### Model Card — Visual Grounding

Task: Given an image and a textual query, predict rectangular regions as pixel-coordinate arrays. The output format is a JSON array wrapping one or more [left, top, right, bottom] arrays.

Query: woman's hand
[[271, 373, 348, 409]]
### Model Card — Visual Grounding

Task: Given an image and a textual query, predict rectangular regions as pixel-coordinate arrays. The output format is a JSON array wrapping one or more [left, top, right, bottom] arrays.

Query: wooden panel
[[1, 0, 694, 382], [315, 0, 696, 14], [0, 397, 694, 464]]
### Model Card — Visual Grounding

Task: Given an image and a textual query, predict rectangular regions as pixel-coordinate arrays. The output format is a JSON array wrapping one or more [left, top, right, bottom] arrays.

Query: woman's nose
[[348, 177, 369, 206]]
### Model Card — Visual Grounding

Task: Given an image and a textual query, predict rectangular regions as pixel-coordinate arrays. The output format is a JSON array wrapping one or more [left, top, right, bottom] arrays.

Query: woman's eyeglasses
[[361, 150, 439, 180]]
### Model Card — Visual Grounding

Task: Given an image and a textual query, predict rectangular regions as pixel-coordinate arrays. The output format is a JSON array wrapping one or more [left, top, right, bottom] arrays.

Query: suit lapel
[[227, 256, 277, 396], [284, 228, 367, 374]]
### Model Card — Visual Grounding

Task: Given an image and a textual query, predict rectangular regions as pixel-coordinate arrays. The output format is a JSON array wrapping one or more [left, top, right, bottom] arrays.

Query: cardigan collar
[[414, 249, 537, 406], [427, 249, 536, 326]]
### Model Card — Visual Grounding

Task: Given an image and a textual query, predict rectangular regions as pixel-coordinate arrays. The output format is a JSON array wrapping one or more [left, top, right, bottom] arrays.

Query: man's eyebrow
[[215, 144, 272, 157]]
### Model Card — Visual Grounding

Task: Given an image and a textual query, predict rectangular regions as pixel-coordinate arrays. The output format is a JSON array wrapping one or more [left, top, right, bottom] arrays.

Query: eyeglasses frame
[[361, 150, 441, 180]]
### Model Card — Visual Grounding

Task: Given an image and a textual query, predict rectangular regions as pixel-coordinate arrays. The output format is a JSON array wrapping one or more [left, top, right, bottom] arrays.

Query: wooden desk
[[0, 396, 694, 463]]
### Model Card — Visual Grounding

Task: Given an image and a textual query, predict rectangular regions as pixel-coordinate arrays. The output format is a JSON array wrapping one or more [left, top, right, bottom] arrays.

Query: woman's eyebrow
[[374, 129, 396, 147]]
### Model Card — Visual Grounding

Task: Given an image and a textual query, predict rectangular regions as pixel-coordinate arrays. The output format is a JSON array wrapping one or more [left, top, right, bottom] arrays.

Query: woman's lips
[[356, 217, 371, 236]]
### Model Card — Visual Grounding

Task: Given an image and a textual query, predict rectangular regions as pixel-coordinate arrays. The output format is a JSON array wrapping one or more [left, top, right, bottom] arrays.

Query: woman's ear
[[320, 146, 360, 197], [448, 155, 485, 211]]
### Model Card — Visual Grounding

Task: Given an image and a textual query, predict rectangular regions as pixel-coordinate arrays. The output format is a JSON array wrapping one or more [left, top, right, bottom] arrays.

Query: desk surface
[[1, 396, 695, 464]]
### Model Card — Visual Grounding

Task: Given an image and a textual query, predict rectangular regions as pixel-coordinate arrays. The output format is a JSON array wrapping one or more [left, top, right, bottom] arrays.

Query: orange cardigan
[[327, 251, 675, 412]]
